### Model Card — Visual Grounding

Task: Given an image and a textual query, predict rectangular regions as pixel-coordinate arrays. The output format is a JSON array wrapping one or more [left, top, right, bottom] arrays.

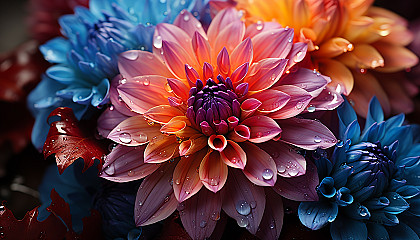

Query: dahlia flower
[[224, 0, 419, 116], [28, 0, 208, 149], [98, 7, 341, 239], [298, 97, 420, 240]]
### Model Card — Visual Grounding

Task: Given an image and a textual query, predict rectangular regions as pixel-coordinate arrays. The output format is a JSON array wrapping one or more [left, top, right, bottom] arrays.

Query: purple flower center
[[186, 75, 248, 136]]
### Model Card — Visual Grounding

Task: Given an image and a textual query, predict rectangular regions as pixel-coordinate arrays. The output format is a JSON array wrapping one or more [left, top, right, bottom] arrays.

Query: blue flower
[[298, 97, 420, 240], [28, 0, 210, 149]]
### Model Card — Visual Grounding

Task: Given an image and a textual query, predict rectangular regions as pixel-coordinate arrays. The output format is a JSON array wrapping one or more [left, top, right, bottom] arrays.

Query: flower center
[[186, 76, 247, 136], [360, 142, 396, 178]]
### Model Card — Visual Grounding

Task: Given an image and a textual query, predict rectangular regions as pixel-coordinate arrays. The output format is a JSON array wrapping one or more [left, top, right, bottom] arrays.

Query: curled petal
[[268, 85, 313, 119], [135, 162, 178, 226], [144, 105, 184, 125], [312, 37, 354, 58], [144, 135, 180, 163], [240, 142, 277, 186], [278, 118, 337, 150], [118, 51, 173, 80], [241, 116, 282, 143], [208, 135, 228, 152], [167, 78, 190, 101], [173, 149, 207, 202], [317, 58, 354, 95], [199, 150, 228, 193], [337, 44, 384, 70], [227, 124, 251, 142], [160, 116, 188, 134], [221, 169, 265, 234], [108, 115, 161, 146], [179, 134, 208, 156], [245, 58, 288, 92], [249, 89, 290, 113], [277, 68, 328, 97], [230, 62, 249, 84], [220, 140, 247, 169], [240, 98, 262, 119], [217, 47, 231, 77]]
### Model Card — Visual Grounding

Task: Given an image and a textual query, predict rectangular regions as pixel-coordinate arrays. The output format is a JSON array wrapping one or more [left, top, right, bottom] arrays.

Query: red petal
[[199, 150, 228, 193], [240, 142, 277, 186], [256, 188, 284, 240], [135, 162, 178, 226], [144, 135, 180, 163], [278, 118, 337, 150], [220, 140, 247, 169], [240, 98, 262, 119], [268, 85, 313, 119], [221, 169, 266, 234], [241, 116, 282, 143]]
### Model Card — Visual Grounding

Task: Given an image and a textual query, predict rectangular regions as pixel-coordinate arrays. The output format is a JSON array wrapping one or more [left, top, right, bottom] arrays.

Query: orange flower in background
[[217, 0, 419, 116]]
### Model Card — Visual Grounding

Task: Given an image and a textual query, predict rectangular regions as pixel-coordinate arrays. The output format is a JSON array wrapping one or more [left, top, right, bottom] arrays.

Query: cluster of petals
[[98, 7, 341, 239], [220, 0, 419, 116]]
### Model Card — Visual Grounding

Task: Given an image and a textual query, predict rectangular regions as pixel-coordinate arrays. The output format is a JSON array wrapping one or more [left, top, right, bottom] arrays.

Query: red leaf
[[43, 107, 108, 174], [0, 189, 103, 239]]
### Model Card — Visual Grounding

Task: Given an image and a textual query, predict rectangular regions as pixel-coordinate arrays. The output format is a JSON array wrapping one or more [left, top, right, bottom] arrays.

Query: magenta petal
[[308, 84, 344, 111], [240, 98, 262, 119], [135, 162, 178, 226], [251, 28, 294, 62], [258, 141, 306, 178], [268, 85, 313, 119], [241, 116, 282, 143], [179, 189, 222, 240], [97, 107, 130, 138], [221, 168, 266, 234], [277, 68, 329, 97], [285, 42, 308, 70], [249, 89, 291, 113], [256, 188, 284, 240], [155, 23, 194, 57], [278, 118, 337, 150], [109, 75, 136, 116], [240, 142, 277, 186], [272, 160, 319, 201], [100, 145, 159, 182], [173, 10, 206, 38], [245, 58, 288, 92], [118, 50, 173, 79]]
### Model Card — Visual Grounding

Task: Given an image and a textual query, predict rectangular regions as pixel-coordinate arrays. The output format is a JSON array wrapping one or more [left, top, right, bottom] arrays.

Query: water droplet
[[284, 26, 289, 30], [256, 21, 263, 30], [123, 51, 139, 60], [278, 165, 286, 173], [262, 169, 274, 180], [199, 220, 207, 228], [138, 133, 148, 143], [256, 132, 263, 138], [250, 201, 257, 209], [119, 132, 132, 144], [178, 203, 185, 211], [237, 217, 249, 228], [164, 195, 170, 203], [138, 201, 143, 206], [359, 206, 368, 217], [159, 0, 166, 3], [164, 82, 173, 93], [270, 221, 275, 229], [288, 168, 299, 176], [314, 135, 322, 143], [211, 212, 220, 221], [359, 68, 366, 74], [183, 14, 190, 21], [236, 200, 251, 216], [104, 164, 115, 175], [119, 78, 127, 85], [295, 101, 304, 110], [128, 170, 135, 176], [153, 35, 163, 49], [307, 105, 316, 112], [143, 78, 150, 86], [210, 178, 219, 186], [0, 206, 5, 211]]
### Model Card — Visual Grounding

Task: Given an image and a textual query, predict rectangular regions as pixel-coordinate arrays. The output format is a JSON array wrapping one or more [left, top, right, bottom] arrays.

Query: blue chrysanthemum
[[28, 0, 210, 149], [298, 97, 420, 240]]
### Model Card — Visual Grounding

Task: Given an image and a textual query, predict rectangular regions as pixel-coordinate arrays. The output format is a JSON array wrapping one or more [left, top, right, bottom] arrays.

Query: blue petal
[[46, 65, 77, 84], [336, 187, 353, 206], [40, 37, 71, 64], [396, 185, 420, 199], [74, 6, 97, 26], [89, 0, 114, 19], [407, 195, 420, 217], [343, 120, 361, 145], [59, 15, 86, 41], [91, 78, 110, 106], [353, 185, 375, 202], [72, 89, 94, 105], [318, 177, 337, 198], [364, 96, 384, 133], [127, 228, 142, 240], [406, 144, 420, 158], [343, 203, 370, 220], [367, 223, 389, 240], [365, 196, 390, 210], [370, 211, 399, 226], [133, 24, 155, 51], [298, 201, 338, 230], [382, 126, 412, 154], [337, 97, 358, 139], [399, 214, 420, 237], [384, 113, 405, 133], [331, 163, 353, 189], [330, 216, 367, 240], [387, 222, 420, 240]]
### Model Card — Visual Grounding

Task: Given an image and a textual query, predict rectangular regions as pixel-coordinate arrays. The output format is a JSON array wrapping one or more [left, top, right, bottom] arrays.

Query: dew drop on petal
[[359, 207, 368, 217], [104, 164, 115, 175], [183, 14, 190, 21], [295, 101, 304, 110], [143, 78, 150, 86], [119, 132, 132, 144], [164, 195, 170, 203], [314, 135, 322, 143], [307, 105, 316, 112], [237, 217, 249, 228], [123, 51, 139, 61], [278, 165, 286, 173], [210, 178, 219, 186], [262, 169, 274, 180], [199, 220, 207, 228], [178, 203, 185, 211], [211, 212, 220, 221], [288, 168, 299, 177], [256, 21, 263, 30], [236, 200, 251, 216], [138, 133, 148, 143], [128, 170, 135, 176], [250, 201, 257, 209], [153, 35, 163, 49]]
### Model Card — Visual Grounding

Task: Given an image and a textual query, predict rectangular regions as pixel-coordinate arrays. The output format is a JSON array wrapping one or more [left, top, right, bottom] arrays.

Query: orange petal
[[208, 135, 228, 152], [312, 37, 354, 58], [373, 42, 418, 72], [118, 51, 173, 80], [245, 58, 288, 92], [160, 116, 188, 134], [338, 44, 384, 70], [317, 58, 354, 95], [144, 105, 184, 124], [230, 38, 253, 71], [251, 28, 294, 61], [192, 32, 212, 67], [173, 149, 206, 202], [144, 135, 180, 163], [220, 140, 247, 169], [162, 40, 199, 80], [155, 23, 194, 59], [207, 8, 241, 47], [167, 78, 190, 101], [213, 20, 246, 57], [179, 134, 208, 156], [199, 150, 228, 193]]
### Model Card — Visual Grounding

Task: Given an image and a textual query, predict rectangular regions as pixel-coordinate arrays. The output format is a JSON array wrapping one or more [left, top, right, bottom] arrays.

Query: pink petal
[[268, 85, 313, 119], [179, 188, 222, 240], [192, 32, 212, 66], [256, 188, 284, 240], [285, 42, 308, 70], [221, 169, 266, 234], [240, 142, 277, 186], [199, 150, 228, 193], [220, 140, 247, 169], [100, 145, 159, 182], [167, 78, 190, 101], [173, 150, 206, 202], [240, 98, 262, 119], [207, 8, 241, 47], [227, 124, 251, 142], [272, 159, 319, 201], [249, 89, 291, 113], [144, 105, 184, 125], [309, 84, 344, 111], [241, 116, 282, 143], [173, 10, 206, 38], [251, 28, 294, 62], [161, 40, 199, 80], [117, 75, 173, 114], [97, 107, 130, 138], [109, 75, 136, 116], [185, 64, 200, 87], [230, 62, 249, 84], [108, 115, 161, 146], [230, 38, 253, 71], [277, 68, 329, 97], [245, 21, 283, 39], [144, 135, 180, 163], [217, 47, 231, 77], [277, 118, 337, 150], [118, 50, 173, 80], [208, 135, 228, 152], [374, 41, 419, 72], [213, 20, 246, 56], [245, 58, 288, 92], [155, 23, 194, 58], [135, 162, 178, 226], [258, 141, 306, 178]]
